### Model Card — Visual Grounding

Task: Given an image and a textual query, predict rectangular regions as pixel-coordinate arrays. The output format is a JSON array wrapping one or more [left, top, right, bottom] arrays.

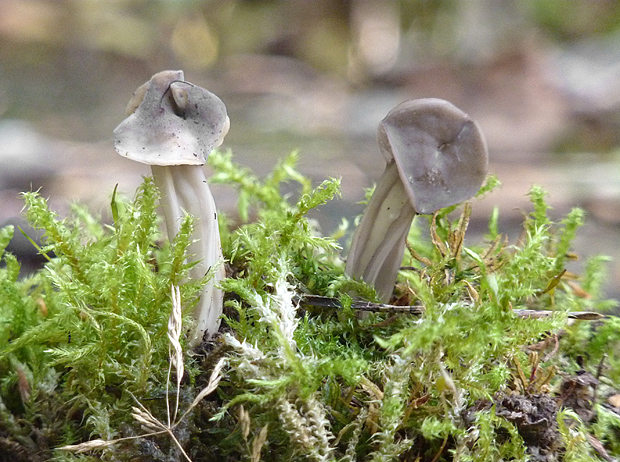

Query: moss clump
[[0, 151, 619, 461]]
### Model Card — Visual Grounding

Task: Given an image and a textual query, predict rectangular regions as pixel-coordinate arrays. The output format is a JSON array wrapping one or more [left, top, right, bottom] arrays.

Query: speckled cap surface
[[113, 70, 229, 166]]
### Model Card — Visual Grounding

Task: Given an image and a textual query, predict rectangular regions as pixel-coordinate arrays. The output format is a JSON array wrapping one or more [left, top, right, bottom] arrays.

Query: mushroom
[[113, 70, 230, 347], [345, 98, 488, 302]]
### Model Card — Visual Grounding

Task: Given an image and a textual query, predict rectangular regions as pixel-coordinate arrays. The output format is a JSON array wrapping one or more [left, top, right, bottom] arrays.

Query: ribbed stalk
[[152, 165, 224, 347], [345, 162, 416, 302]]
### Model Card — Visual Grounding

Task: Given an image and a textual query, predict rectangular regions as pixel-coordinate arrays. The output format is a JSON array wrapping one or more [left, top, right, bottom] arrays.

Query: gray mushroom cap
[[377, 98, 488, 215], [113, 70, 229, 166]]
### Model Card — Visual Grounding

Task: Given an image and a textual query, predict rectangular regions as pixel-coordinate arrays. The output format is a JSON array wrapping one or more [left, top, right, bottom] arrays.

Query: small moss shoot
[[0, 151, 618, 461]]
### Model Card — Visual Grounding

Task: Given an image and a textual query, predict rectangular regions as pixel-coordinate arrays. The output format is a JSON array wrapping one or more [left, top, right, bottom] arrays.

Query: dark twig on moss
[[514, 310, 606, 320], [297, 294, 425, 314], [298, 294, 607, 321]]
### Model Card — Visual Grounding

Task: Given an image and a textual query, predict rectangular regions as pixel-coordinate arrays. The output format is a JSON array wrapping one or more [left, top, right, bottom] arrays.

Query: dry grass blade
[[58, 438, 118, 454], [179, 357, 226, 422], [131, 397, 194, 462], [168, 285, 184, 424], [239, 405, 251, 440], [58, 432, 168, 454], [251, 424, 269, 462], [132, 406, 165, 433]]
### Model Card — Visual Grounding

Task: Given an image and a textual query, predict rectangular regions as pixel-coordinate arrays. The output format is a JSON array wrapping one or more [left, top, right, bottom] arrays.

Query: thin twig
[[298, 294, 606, 321], [514, 310, 606, 320], [297, 294, 424, 315]]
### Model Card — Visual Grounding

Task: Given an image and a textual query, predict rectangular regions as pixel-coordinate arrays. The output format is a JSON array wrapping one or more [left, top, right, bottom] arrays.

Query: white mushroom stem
[[151, 165, 224, 347], [345, 162, 416, 302]]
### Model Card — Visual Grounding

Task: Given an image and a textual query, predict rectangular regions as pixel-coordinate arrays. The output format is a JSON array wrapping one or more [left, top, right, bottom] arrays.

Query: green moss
[[0, 151, 619, 461], [0, 178, 201, 458]]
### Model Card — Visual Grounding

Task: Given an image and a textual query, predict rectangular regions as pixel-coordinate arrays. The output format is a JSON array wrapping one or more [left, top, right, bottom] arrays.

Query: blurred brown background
[[1, 0, 620, 299]]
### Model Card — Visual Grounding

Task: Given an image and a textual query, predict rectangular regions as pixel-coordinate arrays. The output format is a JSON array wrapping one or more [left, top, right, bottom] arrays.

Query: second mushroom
[[113, 70, 229, 347], [346, 98, 488, 302]]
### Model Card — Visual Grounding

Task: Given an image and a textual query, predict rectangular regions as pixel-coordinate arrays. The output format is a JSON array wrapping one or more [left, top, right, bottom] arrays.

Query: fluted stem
[[152, 165, 224, 347], [345, 162, 416, 302]]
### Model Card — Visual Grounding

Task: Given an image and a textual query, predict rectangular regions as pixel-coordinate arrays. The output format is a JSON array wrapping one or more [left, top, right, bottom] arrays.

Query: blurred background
[[1, 0, 620, 299]]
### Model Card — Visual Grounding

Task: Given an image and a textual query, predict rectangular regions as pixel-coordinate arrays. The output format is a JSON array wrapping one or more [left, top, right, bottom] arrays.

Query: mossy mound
[[0, 151, 619, 461]]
